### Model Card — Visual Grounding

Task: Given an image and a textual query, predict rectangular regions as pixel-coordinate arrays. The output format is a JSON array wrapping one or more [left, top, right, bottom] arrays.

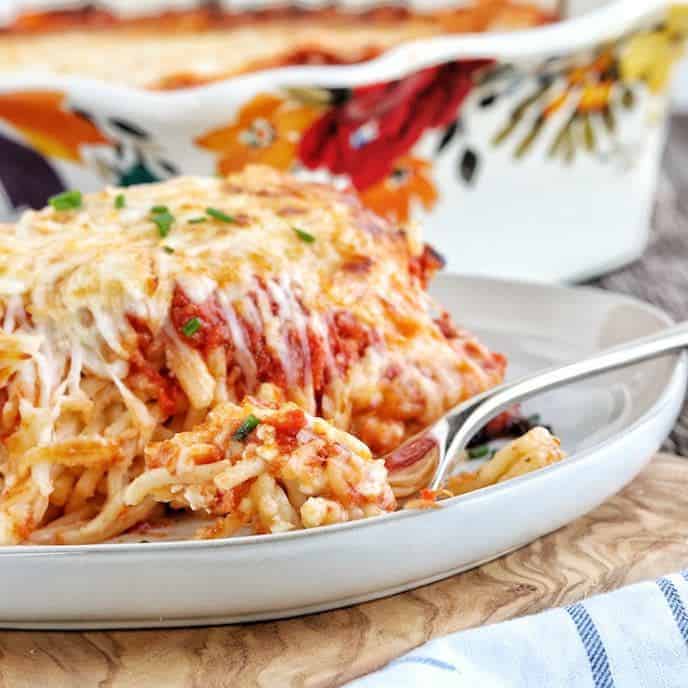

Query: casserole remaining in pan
[[0, 1, 552, 88]]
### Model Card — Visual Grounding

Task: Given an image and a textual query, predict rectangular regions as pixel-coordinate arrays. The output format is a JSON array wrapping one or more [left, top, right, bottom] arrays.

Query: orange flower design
[[0, 91, 108, 162], [359, 156, 438, 222], [196, 93, 321, 175]]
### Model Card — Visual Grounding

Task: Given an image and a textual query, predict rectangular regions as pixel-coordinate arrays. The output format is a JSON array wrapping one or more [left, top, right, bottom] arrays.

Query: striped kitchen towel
[[345, 571, 688, 688]]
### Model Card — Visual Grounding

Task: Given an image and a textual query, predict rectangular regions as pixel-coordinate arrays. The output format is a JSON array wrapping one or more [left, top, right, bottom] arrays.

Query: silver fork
[[382, 322, 688, 492]]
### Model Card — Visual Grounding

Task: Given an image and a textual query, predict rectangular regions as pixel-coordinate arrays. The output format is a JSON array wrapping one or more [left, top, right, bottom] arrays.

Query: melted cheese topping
[[1, 166, 424, 360]]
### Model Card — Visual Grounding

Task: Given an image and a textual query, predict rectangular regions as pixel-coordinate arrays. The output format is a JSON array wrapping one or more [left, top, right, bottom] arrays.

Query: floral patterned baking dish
[[0, 0, 683, 282]]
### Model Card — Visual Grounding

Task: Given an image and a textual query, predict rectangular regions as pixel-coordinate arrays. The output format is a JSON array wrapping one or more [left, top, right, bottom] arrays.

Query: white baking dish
[[0, 0, 681, 282]]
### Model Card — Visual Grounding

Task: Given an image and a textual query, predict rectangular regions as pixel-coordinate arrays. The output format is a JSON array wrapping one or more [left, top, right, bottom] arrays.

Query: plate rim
[[1, 275, 683, 557]]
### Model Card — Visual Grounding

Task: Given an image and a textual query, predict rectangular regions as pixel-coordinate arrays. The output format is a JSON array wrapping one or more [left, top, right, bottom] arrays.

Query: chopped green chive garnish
[[467, 445, 491, 460], [181, 317, 201, 337], [151, 208, 174, 238], [292, 226, 315, 243], [188, 216, 207, 224], [206, 207, 235, 223], [151, 205, 168, 214], [114, 193, 126, 209], [233, 414, 260, 441], [162, 246, 175, 254], [49, 190, 82, 211]]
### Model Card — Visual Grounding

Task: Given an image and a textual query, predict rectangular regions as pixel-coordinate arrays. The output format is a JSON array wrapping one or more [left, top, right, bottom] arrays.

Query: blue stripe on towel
[[390, 656, 457, 673], [682, 570, 688, 584], [566, 602, 615, 688], [657, 577, 688, 644]]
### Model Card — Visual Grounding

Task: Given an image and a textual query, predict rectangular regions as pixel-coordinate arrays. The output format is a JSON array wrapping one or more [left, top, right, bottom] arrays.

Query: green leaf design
[[621, 86, 635, 109], [548, 117, 573, 159], [458, 148, 479, 185], [601, 106, 616, 134], [515, 115, 546, 158], [582, 113, 596, 152], [119, 161, 160, 186], [436, 119, 460, 155], [492, 84, 550, 147], [283, 87, 335, 106], [563, 126, 575, 165]]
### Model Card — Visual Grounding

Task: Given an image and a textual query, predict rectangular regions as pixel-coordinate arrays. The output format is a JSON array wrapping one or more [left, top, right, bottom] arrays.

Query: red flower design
[[298, 60, 490, 190]]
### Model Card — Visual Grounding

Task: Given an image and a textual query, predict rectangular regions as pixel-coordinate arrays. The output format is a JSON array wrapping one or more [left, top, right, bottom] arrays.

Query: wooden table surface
[[1, 453, 687, 688]]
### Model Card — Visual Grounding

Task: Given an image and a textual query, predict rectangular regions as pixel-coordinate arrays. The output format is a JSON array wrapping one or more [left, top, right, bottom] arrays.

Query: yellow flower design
[[621, 5, 688, 93], [196, 93, 322, 175], [359, 156, 438, 223]]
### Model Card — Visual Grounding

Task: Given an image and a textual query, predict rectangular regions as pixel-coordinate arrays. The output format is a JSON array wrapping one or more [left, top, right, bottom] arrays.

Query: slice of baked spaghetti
[[0, 165, 506, 544]]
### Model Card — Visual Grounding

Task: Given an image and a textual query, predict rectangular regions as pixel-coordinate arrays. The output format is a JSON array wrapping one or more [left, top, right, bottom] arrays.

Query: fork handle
[[429, 321, 688, 490]]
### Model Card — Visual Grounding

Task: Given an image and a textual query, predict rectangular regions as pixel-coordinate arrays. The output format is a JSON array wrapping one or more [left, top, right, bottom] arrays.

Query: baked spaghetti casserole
[[0, 1, 553, 89], [0, 166, 565, 544]]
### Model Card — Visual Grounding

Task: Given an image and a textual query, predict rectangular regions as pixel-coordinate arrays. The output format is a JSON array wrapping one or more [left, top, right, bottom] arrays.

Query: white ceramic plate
[[0, 275, 685, 629]]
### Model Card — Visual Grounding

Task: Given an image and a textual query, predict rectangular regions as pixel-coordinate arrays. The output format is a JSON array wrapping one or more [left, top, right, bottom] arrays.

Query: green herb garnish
[[49, 190, 82, 211], [151, 208, 175, 238], [467, 445, 491, 460], [206, 207, 235, 223], [292, 226, 315, 243], [162, 246, 175, 254], [188, 216, 207, 224], [151, 205, 169, 214], [182, 317, 201, 337], [232, 414, 260, 441], [114, 193, 126, 209]]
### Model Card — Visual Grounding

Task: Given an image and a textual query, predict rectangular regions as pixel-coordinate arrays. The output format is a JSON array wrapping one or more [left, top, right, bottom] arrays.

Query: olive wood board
[[1, 454, 687, 688]]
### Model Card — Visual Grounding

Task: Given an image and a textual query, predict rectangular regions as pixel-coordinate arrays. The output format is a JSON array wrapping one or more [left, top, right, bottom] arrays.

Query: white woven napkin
[[345, 571, 688, 688]]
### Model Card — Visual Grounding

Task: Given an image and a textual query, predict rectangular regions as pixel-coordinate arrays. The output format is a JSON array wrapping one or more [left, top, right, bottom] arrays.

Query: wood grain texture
[[0, 453, 687, 688]]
